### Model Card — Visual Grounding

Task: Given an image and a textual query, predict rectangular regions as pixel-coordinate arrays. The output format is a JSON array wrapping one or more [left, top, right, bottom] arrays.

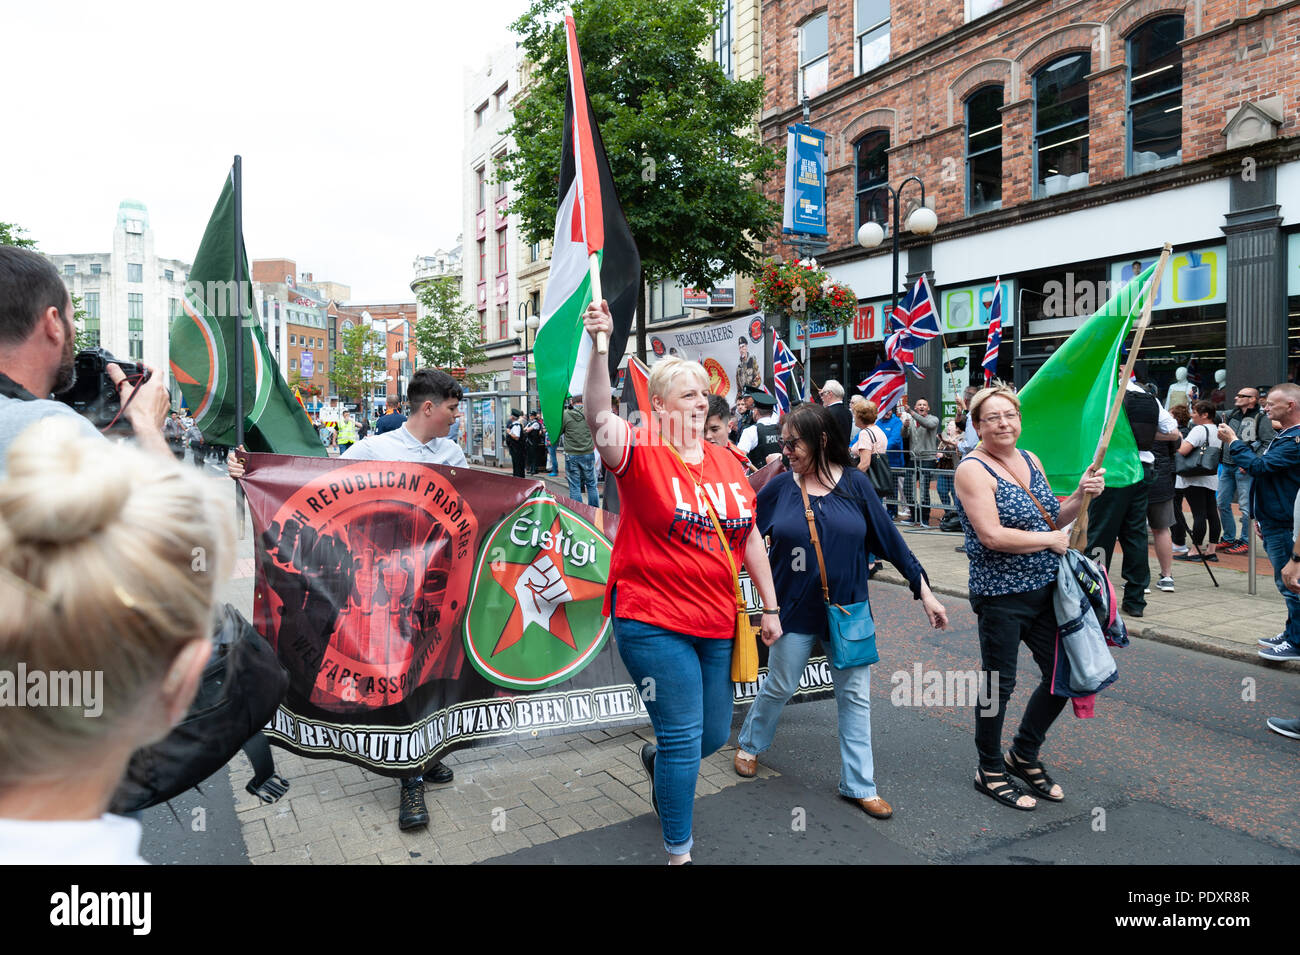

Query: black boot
[[398, 776, 429, 830]]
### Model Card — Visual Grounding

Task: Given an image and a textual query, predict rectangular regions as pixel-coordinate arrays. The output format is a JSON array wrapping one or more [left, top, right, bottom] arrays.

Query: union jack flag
[[858, 358, 907, 416], [772, 329, 802, 413], [983, 277, 1002, 383], [884, 273, 940, 378]]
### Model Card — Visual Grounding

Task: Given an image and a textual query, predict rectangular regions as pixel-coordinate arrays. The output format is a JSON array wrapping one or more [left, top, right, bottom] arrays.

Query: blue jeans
[[565, 452, 600, 507], [1260, 522, 1300, 650], [1216, 465, 1252, 541], [936, 473, 954, 508], [737, 631, 878, 799], [547, 444, 558, 473], [612, 612, 733, 855]]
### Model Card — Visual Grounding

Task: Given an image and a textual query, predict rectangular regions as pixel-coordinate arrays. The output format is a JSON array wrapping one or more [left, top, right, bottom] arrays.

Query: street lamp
[[856, 175, 939, 315], [511, 301, 540, 414]]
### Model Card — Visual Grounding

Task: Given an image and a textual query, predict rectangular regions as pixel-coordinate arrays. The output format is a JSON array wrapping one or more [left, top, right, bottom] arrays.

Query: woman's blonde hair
[[969, 381, 1020, 424], [0, 418, 233, 788], [853, 398, 878, 427], [647, 356, 709, 405]]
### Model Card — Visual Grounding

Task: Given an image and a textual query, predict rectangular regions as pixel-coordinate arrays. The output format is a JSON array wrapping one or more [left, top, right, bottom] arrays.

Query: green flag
[[169, 172, 326, 456], [1018, 262, 1157, 495]]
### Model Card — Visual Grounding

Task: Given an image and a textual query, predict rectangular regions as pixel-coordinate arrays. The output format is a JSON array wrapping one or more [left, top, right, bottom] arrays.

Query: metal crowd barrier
[[863, 447, 964, 528]]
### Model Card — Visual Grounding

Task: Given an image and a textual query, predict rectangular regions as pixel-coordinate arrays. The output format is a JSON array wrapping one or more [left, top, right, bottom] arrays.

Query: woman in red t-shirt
[[583, 301, 781, 865]]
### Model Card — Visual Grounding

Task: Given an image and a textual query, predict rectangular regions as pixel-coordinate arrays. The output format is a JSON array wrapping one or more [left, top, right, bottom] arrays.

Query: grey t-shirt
[[0, 394, 102, 475]]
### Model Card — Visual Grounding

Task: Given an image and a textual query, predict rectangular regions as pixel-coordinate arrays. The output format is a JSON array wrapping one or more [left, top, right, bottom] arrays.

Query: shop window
[[1034, 53, 1091, 198], [854, 130, 889, 231], [798, 12, 828, 101], [1127, 15, 1184, 175], [855, 0, 890, 74], [966, 86, 1003, 214]]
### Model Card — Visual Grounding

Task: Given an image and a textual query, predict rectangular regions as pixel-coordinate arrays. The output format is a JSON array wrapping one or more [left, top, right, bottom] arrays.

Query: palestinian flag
[[534, 14, 641, 442], [1018, 261, 1157, 495], [169, 171, 326, 456]]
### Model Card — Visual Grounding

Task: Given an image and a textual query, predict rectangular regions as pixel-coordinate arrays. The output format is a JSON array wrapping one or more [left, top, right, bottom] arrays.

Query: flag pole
[[233, 155, 247, 538], [590, 254, 607, 354], [1067, 242, 1171, 551]]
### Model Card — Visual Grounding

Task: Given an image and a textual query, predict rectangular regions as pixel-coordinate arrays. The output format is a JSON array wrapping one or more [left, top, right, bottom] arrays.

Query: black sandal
[[974, 768, 1036, 811], [1003, 751, 1064, 802]]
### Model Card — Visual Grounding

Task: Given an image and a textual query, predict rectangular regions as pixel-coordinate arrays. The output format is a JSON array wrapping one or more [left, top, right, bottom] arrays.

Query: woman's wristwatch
[[761, 607, 781, 614]]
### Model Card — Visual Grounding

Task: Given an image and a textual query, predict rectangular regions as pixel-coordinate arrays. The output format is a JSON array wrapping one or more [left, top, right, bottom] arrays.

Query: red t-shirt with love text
[[602, 424, 756, 638]]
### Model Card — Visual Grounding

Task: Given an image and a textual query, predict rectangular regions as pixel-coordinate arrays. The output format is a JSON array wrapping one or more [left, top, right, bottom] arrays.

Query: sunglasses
[[780, 438, 800, 451]]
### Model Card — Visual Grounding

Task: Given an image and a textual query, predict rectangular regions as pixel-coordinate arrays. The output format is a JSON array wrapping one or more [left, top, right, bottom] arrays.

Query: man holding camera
[[0, 247, 170, 470]]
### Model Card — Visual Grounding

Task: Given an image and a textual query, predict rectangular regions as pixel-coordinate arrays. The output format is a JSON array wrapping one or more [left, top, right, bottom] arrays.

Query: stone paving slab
[[227, 730, 774, 865]]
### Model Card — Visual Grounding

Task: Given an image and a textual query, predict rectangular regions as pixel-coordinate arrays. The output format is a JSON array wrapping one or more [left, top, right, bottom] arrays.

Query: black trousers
[[971, 585, 1068, 773], [1184, 485, 1221, 549], [508, 441, 525, 478], [1085, 467, 1152, 612]]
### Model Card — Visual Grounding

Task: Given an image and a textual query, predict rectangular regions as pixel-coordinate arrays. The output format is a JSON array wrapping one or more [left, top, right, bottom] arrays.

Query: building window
[[855, 0, 890, 74], [529, 240, 540, 263], [530, 290, 540, 319], [712, 0, 734, 79], [164, 268, 174, 281], [854, 130, 889, 230], [474, 102, 487, 127], [497, 304, 509, 339], [127, 293, 143, 320], [798, 13, 828, 101], [82, 315, 100, 348], [494, 84, 507, 110], [1034, 53, 1091, 197], [476, 167, 486, 211], [290, 334, 297, 345], [168, 297, 182, 319], [63, 263, 75, 276], [965, 0, 1003, 21], [90, 263, 102, 275], [1128, 15, 1184, 175], [966, 85, 1004, 214], [85, 292, 100, 319], [479, 310, 487, 342], [290, 359, 297, 370], [478, 239, 487, 282], [497, 229, 508, 275], [495, 155, 508, 200], [127, 263, 143, 283], [128, 317, 143, 361]]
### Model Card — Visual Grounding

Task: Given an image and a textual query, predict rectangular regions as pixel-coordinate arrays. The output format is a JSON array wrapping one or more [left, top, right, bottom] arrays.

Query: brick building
[[761, 0, 1300, 414]]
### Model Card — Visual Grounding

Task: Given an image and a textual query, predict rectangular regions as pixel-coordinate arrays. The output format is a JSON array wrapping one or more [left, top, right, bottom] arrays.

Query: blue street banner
[[782, 124, 828, 236]]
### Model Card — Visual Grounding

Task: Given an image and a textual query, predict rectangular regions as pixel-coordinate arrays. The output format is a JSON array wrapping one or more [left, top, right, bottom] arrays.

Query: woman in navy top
[[954, 384, 1105, 811], [733, 404, 947, 820]]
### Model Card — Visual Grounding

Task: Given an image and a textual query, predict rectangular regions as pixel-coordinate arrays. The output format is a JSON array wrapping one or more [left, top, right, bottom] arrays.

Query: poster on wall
[[1108, 246, 1226, 311], [940, 279, 1015, 334], [940, 346, 971, 423], [647, 313, 768, 405]]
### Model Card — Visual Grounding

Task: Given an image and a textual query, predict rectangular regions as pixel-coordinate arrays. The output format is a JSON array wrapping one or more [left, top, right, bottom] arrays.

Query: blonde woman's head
[[647, 356, 711, 444], [0, 418, 233, 794]]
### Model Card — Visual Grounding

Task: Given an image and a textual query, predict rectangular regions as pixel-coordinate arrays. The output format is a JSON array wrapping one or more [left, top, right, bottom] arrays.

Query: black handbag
[[110, 603, 290, 813], [1174, 425, 1221, 477]]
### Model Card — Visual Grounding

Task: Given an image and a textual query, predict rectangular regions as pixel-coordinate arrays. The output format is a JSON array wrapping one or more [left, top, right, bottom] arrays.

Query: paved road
[[492, 584, 1300, 864]]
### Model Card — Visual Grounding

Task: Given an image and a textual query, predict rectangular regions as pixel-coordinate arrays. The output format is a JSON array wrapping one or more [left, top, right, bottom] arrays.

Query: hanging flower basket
[[749, 259, 857, 329]]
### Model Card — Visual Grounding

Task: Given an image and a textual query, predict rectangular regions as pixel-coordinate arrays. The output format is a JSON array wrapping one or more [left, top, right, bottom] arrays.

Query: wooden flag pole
[[590, 253, 607, 355], [1067, 242, 1172, 551]]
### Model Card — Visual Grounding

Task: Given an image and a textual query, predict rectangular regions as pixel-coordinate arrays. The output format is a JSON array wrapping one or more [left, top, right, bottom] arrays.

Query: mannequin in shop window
[[1166, 367, 1196, 410]]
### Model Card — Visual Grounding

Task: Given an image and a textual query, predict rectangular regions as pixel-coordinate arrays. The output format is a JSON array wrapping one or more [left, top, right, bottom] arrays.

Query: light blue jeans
[[612, 611, 733, 855], [737, 631, 877, 799], [1260, 522, 1300, 650], [565, 452, 600, 506], [1217, 465, 1252, 541]]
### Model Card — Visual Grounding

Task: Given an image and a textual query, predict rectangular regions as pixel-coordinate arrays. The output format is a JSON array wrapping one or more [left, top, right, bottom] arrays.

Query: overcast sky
[[2, 0, 530, 302]]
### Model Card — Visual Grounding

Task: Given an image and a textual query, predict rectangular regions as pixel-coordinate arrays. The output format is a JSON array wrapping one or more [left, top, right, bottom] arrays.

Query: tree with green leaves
[[499, 0, 780, 357], [328, 322, 387, 414], [0, 222, 38, 249], [413, 275, 491, 390]]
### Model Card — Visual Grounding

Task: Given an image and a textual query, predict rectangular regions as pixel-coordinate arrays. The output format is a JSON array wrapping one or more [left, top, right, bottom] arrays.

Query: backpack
[[110, 603, 291, 813]]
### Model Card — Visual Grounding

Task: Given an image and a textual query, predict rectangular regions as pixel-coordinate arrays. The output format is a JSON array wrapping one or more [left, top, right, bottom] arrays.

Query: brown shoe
[[733, 750, 757, 778], [841, 794, 893, 819]]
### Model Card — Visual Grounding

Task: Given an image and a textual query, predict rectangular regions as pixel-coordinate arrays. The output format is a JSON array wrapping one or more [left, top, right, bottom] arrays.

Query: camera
[[55, 348, 151, 433]]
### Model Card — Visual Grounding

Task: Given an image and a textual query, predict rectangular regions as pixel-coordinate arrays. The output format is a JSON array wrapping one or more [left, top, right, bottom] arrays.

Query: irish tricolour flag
[[535, 14, 641, 441]]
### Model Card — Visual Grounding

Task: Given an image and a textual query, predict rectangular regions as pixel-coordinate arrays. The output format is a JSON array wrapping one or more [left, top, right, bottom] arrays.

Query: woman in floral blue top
[[954, 384, 1105, 811]]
